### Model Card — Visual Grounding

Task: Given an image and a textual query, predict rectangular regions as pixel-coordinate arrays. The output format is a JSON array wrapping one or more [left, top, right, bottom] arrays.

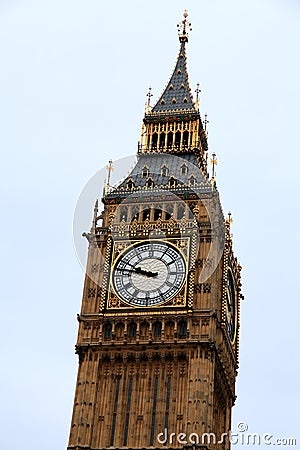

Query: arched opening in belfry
[[131, 205, 139, 222], [167, 132, 173, 148], [154, 209, 162, 221], [175, 131, 181, 147], [152, 133, 158, 149], [119, 206, 128, 222], [159, 132, 166, 148], [166, 203, 173, 218], [177, 203, 186, 220], [142, 209, 150, 221], [183, 130, 189, 147]]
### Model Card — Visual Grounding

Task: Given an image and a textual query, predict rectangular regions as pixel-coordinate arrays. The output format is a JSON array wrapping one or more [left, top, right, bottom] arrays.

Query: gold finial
[[226, 211, 233, 229], [147, 87, 153, 106], [145, 86, 153, 113], [195, 83, 201, 109], [105, 159, 113, 194], [210, 152, 217, 179], [177, 9, 192, 42], [91, 199, 99, 232], [204, 114, 209, 133]]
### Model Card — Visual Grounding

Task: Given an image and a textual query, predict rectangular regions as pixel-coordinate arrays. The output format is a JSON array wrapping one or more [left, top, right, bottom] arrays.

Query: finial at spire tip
[[177, 9, 192, 42]]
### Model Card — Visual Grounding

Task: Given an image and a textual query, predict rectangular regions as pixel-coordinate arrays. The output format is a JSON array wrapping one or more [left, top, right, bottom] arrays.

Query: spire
[[139, 10, 208, 173], [151, 10, 196, 114]]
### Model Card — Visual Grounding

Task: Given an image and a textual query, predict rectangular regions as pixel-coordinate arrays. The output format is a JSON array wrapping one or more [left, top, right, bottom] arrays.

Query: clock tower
[[68, 11, 242, 450]]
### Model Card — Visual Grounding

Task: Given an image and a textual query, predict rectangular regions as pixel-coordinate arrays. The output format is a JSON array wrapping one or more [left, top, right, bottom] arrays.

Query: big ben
[[68, 10, 242, 450]]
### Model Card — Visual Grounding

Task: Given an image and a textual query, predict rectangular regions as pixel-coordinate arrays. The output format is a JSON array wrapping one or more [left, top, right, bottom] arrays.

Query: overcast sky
[[1, 1, 299, 449]]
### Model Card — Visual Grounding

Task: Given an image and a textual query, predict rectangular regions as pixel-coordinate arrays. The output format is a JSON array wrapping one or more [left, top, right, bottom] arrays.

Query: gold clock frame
[[106, 236, 191, 311]]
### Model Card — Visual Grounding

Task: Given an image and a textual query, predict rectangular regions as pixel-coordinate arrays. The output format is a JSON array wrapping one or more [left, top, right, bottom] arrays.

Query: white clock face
[[112, 241, 186, 307]]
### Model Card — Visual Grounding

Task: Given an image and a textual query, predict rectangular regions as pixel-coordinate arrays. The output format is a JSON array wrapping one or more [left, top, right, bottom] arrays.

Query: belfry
[[68, 11, 242, 450]]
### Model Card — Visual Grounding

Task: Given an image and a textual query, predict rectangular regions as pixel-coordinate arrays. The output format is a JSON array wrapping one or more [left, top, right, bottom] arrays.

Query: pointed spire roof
[[151, 11, 197, 115]]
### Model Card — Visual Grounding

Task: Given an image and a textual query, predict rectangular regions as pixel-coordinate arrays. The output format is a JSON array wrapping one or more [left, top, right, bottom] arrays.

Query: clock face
[[112, 241, 186, 307], [225, 270, 236, 341]]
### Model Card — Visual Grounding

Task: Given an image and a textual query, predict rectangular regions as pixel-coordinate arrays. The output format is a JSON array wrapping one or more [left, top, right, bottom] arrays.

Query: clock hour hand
[[134, 266, 158, 277]]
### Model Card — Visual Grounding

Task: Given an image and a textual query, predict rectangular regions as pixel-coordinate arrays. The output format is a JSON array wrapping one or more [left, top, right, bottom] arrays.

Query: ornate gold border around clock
[[106, 237, 191, 311]]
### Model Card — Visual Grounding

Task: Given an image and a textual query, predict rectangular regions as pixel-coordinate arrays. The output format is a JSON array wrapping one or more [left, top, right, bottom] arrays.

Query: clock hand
[[117, 267, 158, 277], [134, 266, 158, 277]]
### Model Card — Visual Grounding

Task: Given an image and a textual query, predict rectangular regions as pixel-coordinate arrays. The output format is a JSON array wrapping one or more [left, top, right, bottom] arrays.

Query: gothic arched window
[[128, 323, 137, 337], [161, 165, 168, 177], [146, 178, 154, 188], [183, 130, 189, 146], [127, 179, 135, 190], [181, 164, 188, 175], [119, 206, 128, 222], [104, 323, 112, 338], [142, 209, 150, 221], [142, 166, 149, 178], [167, 132, 173, 148], [140, 321, 149, 338], [169, 177, 177, 188], [154, 209, 162, 221], [189, 175, 196, 186], [178, 320, 187, 338], [175, 131, 181, 147], [152, 133, 158, 149], [177, 203, 185, 220], [115, 322, 125, 338], [153, 321, 162, 337], [165, 320, 175, 338], [159, 132, 166, 148]]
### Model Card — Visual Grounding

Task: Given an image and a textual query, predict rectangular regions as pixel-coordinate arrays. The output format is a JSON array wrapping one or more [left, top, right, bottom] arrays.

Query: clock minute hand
[[117, 267, 158, 278]]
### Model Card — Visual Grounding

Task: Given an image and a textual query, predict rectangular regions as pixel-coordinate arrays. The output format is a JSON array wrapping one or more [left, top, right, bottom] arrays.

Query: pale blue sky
[[1, 1, 299, 449]]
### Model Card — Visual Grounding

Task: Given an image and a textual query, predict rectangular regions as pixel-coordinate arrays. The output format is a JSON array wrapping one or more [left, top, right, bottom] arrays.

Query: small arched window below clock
[[153, 321, 162, 337], [104, 323, 112, 338], [178, 320, 187, 338], [165, 320, 175, 337], [128, 322, 137, 338], [115, 322, 125, 338]]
